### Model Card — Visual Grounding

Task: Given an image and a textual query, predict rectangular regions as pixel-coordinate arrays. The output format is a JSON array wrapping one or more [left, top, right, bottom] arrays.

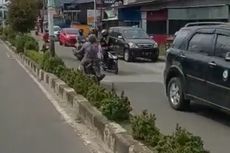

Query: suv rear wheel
[[167, 77, 190, 110]]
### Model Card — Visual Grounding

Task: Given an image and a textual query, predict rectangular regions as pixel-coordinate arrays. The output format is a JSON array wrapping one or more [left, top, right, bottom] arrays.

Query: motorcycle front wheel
[[113, 63, 119, 74]]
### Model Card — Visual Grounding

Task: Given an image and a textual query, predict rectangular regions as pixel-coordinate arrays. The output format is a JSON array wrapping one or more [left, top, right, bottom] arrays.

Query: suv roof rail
[[184, 22, 226, 27]]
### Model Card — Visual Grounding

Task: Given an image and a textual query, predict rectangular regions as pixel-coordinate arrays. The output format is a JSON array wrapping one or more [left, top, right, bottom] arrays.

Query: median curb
[[3, 41, 154, 153]]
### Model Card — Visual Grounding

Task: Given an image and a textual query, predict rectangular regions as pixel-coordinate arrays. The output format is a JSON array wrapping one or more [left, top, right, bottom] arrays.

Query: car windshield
[[123, 29, 149, 39], [65, 29, 79, 35]]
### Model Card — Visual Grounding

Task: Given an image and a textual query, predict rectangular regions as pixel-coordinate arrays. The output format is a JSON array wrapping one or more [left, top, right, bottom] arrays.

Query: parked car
[[58, 28, 79, 47], [54, 25, 61, 41], [108, 27, 159, 62], [164, 23, 230, 112]]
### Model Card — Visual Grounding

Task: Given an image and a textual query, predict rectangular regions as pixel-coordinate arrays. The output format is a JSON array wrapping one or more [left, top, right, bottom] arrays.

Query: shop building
[[122, 0, 230, 44]]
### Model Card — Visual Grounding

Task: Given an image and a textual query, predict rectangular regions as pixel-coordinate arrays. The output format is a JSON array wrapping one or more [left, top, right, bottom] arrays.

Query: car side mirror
[[118, 35, 123, 39], [225, 52, 230, 61]]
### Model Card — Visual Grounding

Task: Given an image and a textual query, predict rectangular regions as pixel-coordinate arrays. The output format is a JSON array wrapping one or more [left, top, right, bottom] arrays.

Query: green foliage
[[62, 68, 78, 87], [86, 84, 110, 108], [24, 50, 43, 66], [8, 0, 39, 33], [2, 26, 17, 44], [73, 72, 95, 96], [131, 111, 208, 153], [0, 26, 3, 35], [131, 110, 160, 147], [15, 35, 27, 53], [24, 37, 39, 51], [41, 52, 65, 73], [54, 65, 66, 78], [15, 35, 36, 53], [156, 125, 209, 153], [100, 91, 132, 121]]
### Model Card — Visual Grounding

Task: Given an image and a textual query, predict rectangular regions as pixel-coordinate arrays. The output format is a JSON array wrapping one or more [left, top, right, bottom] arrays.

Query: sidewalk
[[0, 42, 90, 153]]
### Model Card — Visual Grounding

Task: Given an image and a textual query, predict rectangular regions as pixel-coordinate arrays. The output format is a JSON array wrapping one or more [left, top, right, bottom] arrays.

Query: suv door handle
[[209, 61, 217, 67]]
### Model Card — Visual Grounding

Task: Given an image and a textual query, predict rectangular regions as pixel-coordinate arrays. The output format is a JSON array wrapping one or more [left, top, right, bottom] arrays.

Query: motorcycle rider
[[78, 34, 105, 80], [78, 29, 85, 43], [100, 29, 109, 66], [42, 29, 49, 51]]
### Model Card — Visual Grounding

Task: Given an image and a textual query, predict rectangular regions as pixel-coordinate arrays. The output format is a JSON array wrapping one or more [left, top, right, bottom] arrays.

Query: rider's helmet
[[101, 29, 108, 37], [79, 29, 84, 36], [88, 34, 97, 44]]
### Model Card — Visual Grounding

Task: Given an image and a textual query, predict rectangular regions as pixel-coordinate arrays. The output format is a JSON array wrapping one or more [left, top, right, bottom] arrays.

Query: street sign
[[87, 9, 101, 26]]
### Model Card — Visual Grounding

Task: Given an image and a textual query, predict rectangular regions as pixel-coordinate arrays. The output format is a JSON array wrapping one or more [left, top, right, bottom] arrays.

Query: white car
[[54, 26, 61, 41]]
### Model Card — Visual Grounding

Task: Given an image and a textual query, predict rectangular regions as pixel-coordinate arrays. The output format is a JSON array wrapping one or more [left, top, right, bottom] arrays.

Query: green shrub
[[131, 111, 208, 153], [156, 125, 209, 153], [86, 84, 111, 108], [24, 50, 44, 66], [0, 26, 3, 35], [41, 52, 65, 73], [24, 38, 39, 51], [15, 35, 27, 53], [100, 91, 132, 121], [2, 26, 17, 44], [15, 35, 39, 53], [54, 65, 67, 79], [73, 72, 95, 96], [131, 110, 160, 147], [62, 68, 78, 87]]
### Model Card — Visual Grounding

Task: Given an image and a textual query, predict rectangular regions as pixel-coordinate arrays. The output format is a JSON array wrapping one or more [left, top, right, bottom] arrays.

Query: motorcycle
[[41, 41, 49, 52], [78, 60, 105, 83], [101, 46, 119, 74]]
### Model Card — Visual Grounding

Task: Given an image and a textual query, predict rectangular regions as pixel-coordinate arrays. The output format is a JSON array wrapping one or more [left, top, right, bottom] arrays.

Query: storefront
[[168, 5, 229, 34], [62, 1, 94, 24], [118, 6, 141, 27], [146, 9, 168, 44]]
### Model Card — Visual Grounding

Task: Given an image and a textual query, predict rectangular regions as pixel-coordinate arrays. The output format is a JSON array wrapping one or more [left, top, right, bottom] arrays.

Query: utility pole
[[1, 0, 5, 28], [47, 0, 55, 57], [94, 0, 96, 29]]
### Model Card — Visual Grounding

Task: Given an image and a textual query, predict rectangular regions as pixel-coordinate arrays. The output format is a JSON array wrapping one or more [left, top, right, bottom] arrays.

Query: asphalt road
[[0, 42, 91, 153], [53, 42, 230, 153]]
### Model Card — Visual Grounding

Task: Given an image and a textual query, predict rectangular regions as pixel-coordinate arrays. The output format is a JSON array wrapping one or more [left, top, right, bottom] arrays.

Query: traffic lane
[[0, 43, 90, 153], [54, 43, 163, 80], [103, 81, 230, 153]]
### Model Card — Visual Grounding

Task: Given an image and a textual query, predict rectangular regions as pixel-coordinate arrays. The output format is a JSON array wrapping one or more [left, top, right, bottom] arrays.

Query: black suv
[[164, 23, 230, 111], [108, 27, 159, 62]]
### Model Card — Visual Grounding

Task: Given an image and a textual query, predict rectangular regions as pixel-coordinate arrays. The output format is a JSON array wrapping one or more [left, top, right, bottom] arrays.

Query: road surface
[[0, 42, 91, 153], [54, 42, 230, 153]]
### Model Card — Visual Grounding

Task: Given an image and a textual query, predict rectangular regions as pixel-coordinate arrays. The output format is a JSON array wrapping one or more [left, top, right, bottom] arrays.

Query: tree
[[8, 0, 39, 33]]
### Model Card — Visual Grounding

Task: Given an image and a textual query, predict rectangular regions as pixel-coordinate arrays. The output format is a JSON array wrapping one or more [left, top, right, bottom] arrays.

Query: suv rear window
[[173, 30, 190, 50]]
